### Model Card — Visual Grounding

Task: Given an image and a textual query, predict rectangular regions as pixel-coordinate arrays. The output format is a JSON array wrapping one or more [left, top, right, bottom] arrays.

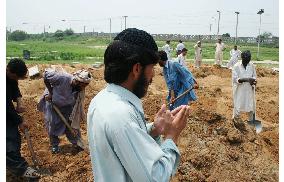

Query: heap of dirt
[[7, 63, 278, 181]]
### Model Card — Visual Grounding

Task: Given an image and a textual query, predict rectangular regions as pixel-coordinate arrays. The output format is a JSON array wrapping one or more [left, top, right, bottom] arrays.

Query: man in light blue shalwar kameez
[[87, 28, 191, 182], [159, 51, 198, 110]]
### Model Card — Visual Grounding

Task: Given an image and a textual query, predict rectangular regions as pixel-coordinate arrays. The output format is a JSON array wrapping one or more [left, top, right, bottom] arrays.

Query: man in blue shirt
[[158, 51, 198, 110], [87, 28, 191, 182]]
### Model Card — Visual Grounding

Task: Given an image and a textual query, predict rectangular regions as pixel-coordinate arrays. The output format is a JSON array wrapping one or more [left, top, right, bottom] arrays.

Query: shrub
[[9, 30, 28, 41]]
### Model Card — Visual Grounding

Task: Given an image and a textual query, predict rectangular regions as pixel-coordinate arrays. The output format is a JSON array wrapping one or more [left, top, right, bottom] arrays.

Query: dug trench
[[7, 64, 278, 182]]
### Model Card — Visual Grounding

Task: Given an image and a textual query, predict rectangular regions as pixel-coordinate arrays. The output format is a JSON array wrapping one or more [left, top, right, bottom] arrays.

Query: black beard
[[133, 72, 151, 99]]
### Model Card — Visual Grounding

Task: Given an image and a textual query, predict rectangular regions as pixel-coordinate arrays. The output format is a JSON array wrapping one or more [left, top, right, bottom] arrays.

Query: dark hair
[[179, 40, 182, 43], [104, 29, 159, 84], [166, 40, 170, 44], [241, 50, 251, 62], [158, 51, 168, 62], [7, 58, 28, 78], [181, 48, 188, 52]]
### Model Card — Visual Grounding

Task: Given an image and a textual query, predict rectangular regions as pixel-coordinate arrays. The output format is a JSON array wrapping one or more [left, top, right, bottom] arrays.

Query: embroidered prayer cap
[[114, 28, 158, 52]]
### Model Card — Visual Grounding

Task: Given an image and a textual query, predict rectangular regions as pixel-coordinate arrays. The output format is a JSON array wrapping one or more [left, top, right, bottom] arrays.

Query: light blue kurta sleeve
[[110, 118, 180, 182]]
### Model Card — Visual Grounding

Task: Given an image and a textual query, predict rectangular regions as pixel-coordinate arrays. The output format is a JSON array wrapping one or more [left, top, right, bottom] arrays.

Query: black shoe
[[51, 146, 60, 154]]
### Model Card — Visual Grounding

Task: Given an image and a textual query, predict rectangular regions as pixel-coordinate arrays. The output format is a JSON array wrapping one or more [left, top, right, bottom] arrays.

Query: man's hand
[[16, 105, 26, 113], [45, 94, 52, 102], [19, 121, 28, 133], [193, 83, 199, 89], [152, 104, 173, 137], [248, 78, 257, 85], [16, 98, 26, 113], [164, 105, 190, 143]]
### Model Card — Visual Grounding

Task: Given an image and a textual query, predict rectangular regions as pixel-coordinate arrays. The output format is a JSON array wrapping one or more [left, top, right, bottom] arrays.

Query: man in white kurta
[[176, 48, 187, 67], [194, 41, 202, 68], [227, 45, 242, 69], [162, 40, 172, 60], [232, 50, 257, 120], [215, 39, 225, 65], [176, 40, 185, 56]]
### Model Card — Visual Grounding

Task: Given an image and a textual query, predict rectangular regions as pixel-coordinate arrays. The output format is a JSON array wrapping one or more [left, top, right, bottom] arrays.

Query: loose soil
[[7, 63, 279, 182]]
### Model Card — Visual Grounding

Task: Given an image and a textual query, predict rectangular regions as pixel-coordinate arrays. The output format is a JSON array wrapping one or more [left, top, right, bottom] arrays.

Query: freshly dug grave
[[7, 63, 279, 182]]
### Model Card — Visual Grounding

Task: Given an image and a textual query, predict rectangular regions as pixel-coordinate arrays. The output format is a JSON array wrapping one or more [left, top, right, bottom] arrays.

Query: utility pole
[[209, 23, 212, 40], [257, 9, 264, 59], [109, 18, 112, 42], [84, 25, 86, 34], [235, 12, 239, 45], [217, 10, 221, 37], [43, 25, 46, 38], [123, 16, 128, 30], [120, 17, 123, 31]]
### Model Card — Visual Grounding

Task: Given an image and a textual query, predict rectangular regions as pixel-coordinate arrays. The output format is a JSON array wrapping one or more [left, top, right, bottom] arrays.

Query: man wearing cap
[[215, 38, 225, 65], [194, 41, 202, 68], [38, 68, 91, 153], [232, 50, 257, 121], [87, 28, 190, 182], [176, 40, 185, 56]]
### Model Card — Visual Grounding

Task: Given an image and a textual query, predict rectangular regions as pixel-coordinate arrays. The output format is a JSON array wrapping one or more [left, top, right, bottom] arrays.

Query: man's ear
[[132, 63, 142, 79]]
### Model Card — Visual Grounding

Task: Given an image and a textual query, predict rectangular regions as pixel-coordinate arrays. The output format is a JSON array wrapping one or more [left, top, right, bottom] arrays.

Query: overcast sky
[[6, 0, 279, 37]]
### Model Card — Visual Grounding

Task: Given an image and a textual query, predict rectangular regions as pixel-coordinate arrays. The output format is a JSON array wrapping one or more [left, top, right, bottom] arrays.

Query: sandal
[[22, 167, 41, 178]]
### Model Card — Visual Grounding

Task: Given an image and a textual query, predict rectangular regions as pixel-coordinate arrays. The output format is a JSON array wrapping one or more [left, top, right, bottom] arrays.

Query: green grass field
[[6, 36, 279, 64]]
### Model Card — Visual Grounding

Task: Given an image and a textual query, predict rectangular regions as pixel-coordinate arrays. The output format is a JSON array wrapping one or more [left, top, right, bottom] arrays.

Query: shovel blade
[[248, 120, 262, 133], [77, 138, 89, 151], [254, 120, 262, 133]]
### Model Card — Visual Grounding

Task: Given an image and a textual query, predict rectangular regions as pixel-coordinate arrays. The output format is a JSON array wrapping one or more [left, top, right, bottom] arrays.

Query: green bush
[[9, 30, 28, 41], [39, 53, 56, 61], [60, 52, 75, 60]]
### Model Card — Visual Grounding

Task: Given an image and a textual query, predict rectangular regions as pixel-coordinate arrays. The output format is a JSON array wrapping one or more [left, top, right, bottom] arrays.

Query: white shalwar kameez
[[176, 54, 187, 67], [215, 43, 225, 65], [162, 43, 172, 60], [227, 49, 242, 69], [232, 62, 256, 119], [194, 44, 202, 68]]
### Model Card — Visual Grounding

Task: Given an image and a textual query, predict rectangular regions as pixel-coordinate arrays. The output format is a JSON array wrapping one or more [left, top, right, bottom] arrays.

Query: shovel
[[51, 103, 89, 151], [24, 128, 52, 176], [166, 84, 196, 109], [247, 85, 262, 133]]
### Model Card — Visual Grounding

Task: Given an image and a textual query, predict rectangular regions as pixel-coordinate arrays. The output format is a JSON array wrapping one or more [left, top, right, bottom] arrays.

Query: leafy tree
[[222, 33, 230, 37], [9, 30, 28, 41], [64, 28, 74, 36], [257, 32, 273, 43], [54, 30, 64, 39]]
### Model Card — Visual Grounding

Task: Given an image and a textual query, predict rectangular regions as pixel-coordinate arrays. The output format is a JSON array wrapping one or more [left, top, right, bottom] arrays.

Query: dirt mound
[[7, 64, 278, 181]]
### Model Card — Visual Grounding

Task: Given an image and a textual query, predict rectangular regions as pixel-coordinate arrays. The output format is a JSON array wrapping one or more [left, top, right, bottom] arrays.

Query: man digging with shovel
[[38, 68, 91, 154], [232, 50, 261, 133], [158, 50, 198, 111], [6, 58, 41, 179]]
